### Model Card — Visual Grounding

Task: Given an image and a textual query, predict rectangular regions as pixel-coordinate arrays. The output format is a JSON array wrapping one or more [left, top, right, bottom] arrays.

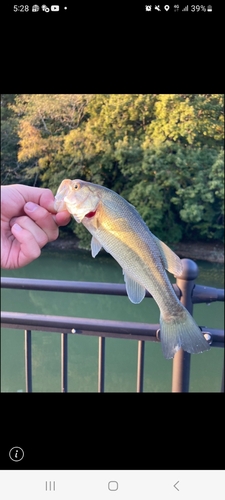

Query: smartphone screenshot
[[1, 3, 224, 499]]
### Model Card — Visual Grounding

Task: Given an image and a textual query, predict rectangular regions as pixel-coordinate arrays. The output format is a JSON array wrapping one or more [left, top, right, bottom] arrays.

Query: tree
[[4, 93, 224, 246], [139, 94, 224, 241], [1, 94, 25, 184], [10, 94, 93, 187]]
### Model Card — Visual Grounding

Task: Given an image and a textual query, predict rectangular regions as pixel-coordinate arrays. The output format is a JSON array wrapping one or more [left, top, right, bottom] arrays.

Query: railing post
[[221, 364, 224, 393], [24, 329, 32, 392], [98, 337, 105, 392], [172, 259, 199, 393], [61, 333, 68, 392], [137, 340, 145, 392]]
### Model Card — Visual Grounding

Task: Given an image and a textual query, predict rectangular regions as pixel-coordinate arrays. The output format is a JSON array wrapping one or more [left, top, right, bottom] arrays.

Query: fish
[[54, 178, 210, 359]]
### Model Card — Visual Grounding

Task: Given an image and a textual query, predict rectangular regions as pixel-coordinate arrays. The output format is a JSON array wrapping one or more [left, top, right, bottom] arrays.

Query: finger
[[40, 190, 58, 213], [1, 185, 57, 225], [24, 202, 59, 242], [10, 215, 55, 248], [54, 210, 71, 226], [13, 185, 57, 213], [11, 223, 41, 267]]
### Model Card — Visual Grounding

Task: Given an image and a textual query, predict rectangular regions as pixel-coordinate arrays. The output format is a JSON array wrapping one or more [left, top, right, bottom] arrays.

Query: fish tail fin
[[159, 308, 210, 359]]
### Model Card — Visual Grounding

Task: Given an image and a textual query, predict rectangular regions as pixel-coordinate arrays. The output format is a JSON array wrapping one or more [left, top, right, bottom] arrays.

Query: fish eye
[[73, 183, 79, 190]]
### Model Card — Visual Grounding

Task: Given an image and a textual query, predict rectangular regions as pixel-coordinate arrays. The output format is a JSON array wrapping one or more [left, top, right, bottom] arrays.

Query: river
[[1, 247, 224, 392]]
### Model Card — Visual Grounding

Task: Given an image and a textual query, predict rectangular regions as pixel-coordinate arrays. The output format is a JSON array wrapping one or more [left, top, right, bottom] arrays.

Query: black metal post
[[98, 336, 105, 392], [137, 340, 145, 392], [221, 364, 224, 392], [172, 259, 199, 393], [61, 333, 68, 392], [24, 329, 32, 392]]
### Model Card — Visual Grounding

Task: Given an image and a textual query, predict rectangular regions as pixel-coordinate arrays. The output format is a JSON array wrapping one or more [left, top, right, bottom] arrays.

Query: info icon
[[9, 447, 24, 462], [51, 5, 59, 10]]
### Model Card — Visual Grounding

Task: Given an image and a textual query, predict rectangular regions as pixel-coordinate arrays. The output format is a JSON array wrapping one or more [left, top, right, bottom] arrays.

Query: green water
[[1, 247, 224, 392]]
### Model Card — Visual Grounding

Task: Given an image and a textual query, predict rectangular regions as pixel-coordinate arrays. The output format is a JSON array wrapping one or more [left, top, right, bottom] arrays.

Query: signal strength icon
[[182, 5, 188, 10]]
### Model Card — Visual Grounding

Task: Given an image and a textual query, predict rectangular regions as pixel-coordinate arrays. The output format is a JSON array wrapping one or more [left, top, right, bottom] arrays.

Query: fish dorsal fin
[[152, 234, 183, 277], [91, 236, 102, 258], [123, 271, 146, 304]]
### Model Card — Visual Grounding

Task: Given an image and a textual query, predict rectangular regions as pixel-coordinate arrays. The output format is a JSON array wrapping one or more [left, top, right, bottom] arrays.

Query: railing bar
[[24, 329, 32, 393], [0, 278, 155, 297], [1, 277, 224, 303], [61, 333, 68, 393], [1, 311, 158, 335], [3, 324, 224, 344], [98, 337, 105, 392], [2, 317, 223, 345], [136, 340, 145, 393]]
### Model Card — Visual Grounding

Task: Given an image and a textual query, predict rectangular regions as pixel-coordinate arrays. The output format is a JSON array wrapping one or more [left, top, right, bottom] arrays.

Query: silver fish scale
[[83, 193, 181, 316]]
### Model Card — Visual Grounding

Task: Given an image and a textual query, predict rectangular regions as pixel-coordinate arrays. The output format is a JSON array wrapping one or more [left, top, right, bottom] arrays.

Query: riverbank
[[172, 240, 224, 264], [45, 236, 224, 264]]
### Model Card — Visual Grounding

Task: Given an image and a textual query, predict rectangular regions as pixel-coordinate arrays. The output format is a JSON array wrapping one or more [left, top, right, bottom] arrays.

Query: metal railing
[[1, 258, 224, 393]]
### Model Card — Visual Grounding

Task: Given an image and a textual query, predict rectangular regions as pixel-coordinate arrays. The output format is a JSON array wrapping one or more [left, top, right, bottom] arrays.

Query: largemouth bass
[[54, 179, 210, 359]]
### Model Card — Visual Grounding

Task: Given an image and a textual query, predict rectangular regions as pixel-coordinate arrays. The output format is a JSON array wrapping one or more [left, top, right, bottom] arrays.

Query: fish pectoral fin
[[123, 271, 146, 304], [91, 236, 102, 258], [152, 234, 183, 277]]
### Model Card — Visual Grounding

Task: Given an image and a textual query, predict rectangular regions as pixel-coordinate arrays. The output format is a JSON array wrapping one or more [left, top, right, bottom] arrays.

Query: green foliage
[[1, 94, 27, 185], [1, 93, 224, 246], [148, 94, 224, 147]]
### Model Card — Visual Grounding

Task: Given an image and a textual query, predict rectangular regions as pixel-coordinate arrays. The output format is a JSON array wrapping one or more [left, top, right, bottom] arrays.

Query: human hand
[[1, 184, 71, 269]]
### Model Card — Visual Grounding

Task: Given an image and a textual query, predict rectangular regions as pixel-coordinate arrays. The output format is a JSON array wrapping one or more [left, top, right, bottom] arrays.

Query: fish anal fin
[[152, 234, 183, 277], [91, 236, 102, 258], [123, 271, 146, 304]]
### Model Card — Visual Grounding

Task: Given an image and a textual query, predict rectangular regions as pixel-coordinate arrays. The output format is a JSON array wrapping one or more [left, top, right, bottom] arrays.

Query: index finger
[[15, 185, 57, 213]]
